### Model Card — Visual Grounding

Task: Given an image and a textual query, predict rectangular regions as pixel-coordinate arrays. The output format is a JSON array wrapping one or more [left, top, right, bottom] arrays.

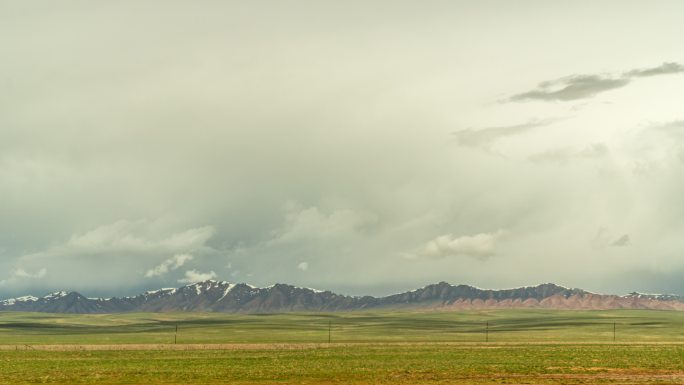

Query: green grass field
[[1, 310, 684, 384], [2, 309, 684, 345]]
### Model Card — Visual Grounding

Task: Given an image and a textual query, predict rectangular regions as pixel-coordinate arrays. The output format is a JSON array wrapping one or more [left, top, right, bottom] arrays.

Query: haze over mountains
[[1, 281, 683, 314]]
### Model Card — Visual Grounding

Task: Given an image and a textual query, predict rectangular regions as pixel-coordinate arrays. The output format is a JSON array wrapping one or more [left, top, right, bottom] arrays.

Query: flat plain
[[1, 309, 684, 384]]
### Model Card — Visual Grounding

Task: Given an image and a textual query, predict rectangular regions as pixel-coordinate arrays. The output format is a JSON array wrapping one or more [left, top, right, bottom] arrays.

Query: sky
[[1, 1, 684, 298]]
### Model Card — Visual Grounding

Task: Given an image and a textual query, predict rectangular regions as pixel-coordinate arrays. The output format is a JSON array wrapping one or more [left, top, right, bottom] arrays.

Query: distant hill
[[1, 281, 683, 313]]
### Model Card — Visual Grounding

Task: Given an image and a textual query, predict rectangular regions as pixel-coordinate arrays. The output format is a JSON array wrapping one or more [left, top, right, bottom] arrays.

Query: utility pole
[[485, 322, 489, 343], [175, 324, 178, 345], [328, 320, 331, 344]]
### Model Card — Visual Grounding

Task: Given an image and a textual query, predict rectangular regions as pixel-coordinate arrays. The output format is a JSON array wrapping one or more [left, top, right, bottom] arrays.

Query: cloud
[[629, 120, 684, 170], [66, 221, 215, 253], [510, 75, 629, 102], [0, 267, 47, 286], [268, 203, 377, 244], [3, 1, 684, 299], [510, 62, 684, 102], [652, 120, 684, 137], [529, 143, 609, 164], [626, 62, 684, 77], [452, 119, 557, 148], [297, 262, 309, 271], [144, 254, 194, 277], [591, 228, 632, 249], [3, 219, 219, 292], [18, 220, 216, 263], [178, 269, 217, 283], [406, 230, 507, 260], [611, 234, 631, 247], [158, 227, 217, 250]]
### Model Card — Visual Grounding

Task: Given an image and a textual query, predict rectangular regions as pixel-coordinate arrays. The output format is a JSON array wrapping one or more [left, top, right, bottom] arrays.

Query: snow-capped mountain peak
[[43, 291, 70, 300], [144, 288, 177, 296], [183, 280, 232, 295], [0, 295, 39, 306]]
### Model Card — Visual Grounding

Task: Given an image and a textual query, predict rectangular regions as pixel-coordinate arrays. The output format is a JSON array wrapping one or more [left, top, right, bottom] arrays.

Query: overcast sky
[[2, 1, 684, 298]]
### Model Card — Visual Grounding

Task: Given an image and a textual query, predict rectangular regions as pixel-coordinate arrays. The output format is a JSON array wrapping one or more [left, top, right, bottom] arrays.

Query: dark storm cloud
[[627, 62, 684, 77], [510, 62, 684, 102], [611, 234, 631, 247], [510, 75, 629, 102]]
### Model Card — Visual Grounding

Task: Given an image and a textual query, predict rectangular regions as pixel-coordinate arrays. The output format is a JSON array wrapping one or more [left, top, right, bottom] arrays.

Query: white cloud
[[269, 203, 377, 244], [159, 226, 216, 250], [4, 220, 219, 291], [65, 220, 215, 253], [407, 230, 507, 260], [297, 262, 309, 271], [17, 220, 216, 265], [178, 269, 217, 283], [0, 267, 47, 286], [145, 254, 194, 277]]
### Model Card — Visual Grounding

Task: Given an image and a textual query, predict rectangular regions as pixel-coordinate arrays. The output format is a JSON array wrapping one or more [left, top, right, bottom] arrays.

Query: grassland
[[1, 310, 684, 384], [3, 309, 684, 345]]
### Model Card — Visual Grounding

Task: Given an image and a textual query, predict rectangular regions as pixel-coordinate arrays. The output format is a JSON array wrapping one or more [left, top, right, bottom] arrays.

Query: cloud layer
[[452, 119, 558, 149], [407, 231, 507, 260], [0, 268, 47, 286], [510, 63, 684, 102], [2, 2, 684, 297], [2, 220, 219, 295]]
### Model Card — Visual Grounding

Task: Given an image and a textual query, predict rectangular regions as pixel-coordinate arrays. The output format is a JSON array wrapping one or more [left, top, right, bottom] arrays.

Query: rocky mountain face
[[1, 281, 683, 314]]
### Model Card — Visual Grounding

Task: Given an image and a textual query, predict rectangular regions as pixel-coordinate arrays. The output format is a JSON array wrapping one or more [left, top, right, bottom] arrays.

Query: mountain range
[[1, 281, 683, 314]]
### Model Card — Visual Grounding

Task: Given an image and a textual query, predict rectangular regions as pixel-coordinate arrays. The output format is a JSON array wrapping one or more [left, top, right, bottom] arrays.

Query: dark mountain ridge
[[1, 281, 683, 314]]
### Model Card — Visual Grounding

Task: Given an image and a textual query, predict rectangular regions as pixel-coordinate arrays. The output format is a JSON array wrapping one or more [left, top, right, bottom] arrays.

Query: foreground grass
[[2, 310, 684, 384], [1, 344, 683, 384]]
